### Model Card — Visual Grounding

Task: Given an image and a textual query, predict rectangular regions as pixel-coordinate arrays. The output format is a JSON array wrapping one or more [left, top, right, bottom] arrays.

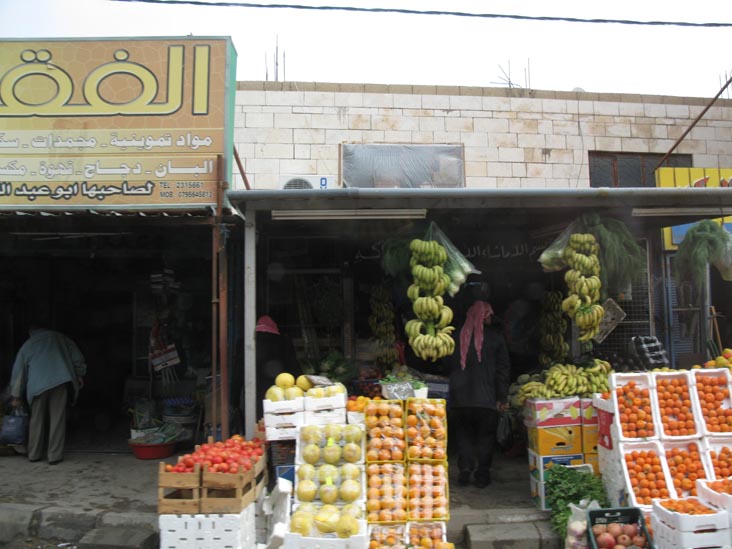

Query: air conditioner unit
[[279, 174, 338, 190]]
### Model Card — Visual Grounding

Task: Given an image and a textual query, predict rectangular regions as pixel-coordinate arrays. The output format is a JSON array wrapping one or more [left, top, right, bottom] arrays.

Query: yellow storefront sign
[[656, 167, 732, 250], [0, 37, 236, 210]]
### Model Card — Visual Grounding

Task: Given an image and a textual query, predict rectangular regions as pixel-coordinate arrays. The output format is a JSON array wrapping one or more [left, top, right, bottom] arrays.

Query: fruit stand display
[[589, 367, 732, 548], [269, 373, 455, 548]]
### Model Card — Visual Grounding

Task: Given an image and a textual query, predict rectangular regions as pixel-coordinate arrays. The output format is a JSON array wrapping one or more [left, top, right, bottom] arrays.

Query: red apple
[[621, 523, 638, 537], [606, 523, 623, 539], [595, 532, 616, 548], [632, 534, 646, 547], [616, 533, 632, 547], [592, 523, 607, 536]]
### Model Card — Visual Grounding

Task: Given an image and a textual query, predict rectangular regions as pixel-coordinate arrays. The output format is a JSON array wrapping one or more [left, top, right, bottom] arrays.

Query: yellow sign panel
[[656, 167, 732, 250], [0, 37, 235, 210]]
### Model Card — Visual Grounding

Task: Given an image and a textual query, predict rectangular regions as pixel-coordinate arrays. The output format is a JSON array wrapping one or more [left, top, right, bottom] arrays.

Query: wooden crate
[[200, 453, 269, 514], [157, 462, 201, 514]]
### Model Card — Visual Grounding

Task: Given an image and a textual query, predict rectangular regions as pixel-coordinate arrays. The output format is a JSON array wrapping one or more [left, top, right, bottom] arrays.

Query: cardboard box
[[525, 422, 582, 455], [580, 397, 598, 425], [582, 424, 599, 453], [524, 396, 581, 427], [584, 452, 599, 475], [527, 448, 584, 481]]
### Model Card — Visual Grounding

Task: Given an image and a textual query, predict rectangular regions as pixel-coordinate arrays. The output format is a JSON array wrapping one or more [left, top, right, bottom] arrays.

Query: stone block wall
[[234, 82, 732, 190]]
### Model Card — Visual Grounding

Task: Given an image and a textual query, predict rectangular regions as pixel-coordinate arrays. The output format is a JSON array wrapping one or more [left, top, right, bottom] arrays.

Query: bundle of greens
[[544, 464, 609, 539], [674, 219, 732, 289], [577, 212, 645, 299]]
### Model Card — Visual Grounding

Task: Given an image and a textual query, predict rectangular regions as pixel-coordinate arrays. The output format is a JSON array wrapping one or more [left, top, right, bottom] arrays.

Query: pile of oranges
[[658, 497, 717, 515], [365, 400, 406, 462], [656, 375, 697, 438], [693, 371, 732, 434], [365, 463, 408, 523], [407, 462, 449, 520], [406, 399, 447, 461], [369, 524, 406, 549], [664, 442, 707, 497], [347, 395, 379, 413], [623, 449, 671, 505], [615, 380, 656, 439], [708, 444, 732, 478], [706, 477, 732, 495], [407, 523, 453, 549]]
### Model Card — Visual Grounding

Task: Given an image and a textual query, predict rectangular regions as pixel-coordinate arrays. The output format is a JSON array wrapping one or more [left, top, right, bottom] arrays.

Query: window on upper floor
[[589, 152, 693, 188]]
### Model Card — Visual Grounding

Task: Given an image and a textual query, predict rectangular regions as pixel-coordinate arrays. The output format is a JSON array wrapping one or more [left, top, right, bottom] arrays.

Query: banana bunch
[[562, 233, 604, 343], [514, 380, 558, 406], [544, 359, 613, 398], [368, 284, 399, 368], [538, 290, 569, 367], [406, 239, 455, 362]]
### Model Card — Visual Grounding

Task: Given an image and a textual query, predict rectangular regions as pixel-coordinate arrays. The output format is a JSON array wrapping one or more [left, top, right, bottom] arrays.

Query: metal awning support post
[[243, 208, 257, 438]]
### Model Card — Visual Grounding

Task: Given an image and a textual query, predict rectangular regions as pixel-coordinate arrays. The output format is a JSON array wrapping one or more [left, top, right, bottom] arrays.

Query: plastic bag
[[564, 499, 600, 549], [538, 220, 578, 272], [496, 409, 514, 451], [424, 221, 480, 296], [0, 407, 29, 445]]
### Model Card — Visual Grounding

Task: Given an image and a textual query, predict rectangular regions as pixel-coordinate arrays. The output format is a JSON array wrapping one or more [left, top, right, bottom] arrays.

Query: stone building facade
[[233, 82, 732, 190]]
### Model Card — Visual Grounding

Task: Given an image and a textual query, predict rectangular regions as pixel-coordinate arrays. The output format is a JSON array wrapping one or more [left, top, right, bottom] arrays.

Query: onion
[[567, 520, 587, 538]]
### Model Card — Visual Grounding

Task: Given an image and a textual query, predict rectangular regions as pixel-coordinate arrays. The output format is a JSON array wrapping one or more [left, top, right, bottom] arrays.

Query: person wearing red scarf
[[448, 298, 511, 488]]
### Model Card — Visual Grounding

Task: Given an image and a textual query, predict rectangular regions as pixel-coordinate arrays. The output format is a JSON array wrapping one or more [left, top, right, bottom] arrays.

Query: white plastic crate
[[696, 478, 732, 514], [652, 497, 730, 531], [282, 519, 368, 549], [346, 411, 364, 425], [266, 426, 299, 441], [618, 439, 678, 510], [651, 513, 731, 549], [653, 370, 704, 441], [264, 411, 305, 429], [660, 438, 714, 497], [304, 393, 348, 411], [703, 436, 732, 481], [304, 408, 347, 426], [692, 368, 732, 437], [611, 373, 660, 442], [159, 505, 256, 549], [610, 371, 655, 391], [263, 397, 305, 414]]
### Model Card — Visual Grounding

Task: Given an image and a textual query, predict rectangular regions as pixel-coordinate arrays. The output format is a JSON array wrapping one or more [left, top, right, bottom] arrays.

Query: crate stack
[[263, 395, 305, 442], [361, 398, 451, 549], [157, 441, 268, 549], [524, 395, 592, 510], [595, 369, 732, 547], [286, 420, 368, 547]]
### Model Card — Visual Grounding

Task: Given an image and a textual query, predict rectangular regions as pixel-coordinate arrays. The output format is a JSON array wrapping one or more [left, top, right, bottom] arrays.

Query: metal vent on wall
[[282, 178, 314, 190], [279, 175, 338, 190]]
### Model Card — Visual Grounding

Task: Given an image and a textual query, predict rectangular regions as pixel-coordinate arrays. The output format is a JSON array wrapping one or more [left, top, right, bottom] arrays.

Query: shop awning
[[227, 187, 732, 234]]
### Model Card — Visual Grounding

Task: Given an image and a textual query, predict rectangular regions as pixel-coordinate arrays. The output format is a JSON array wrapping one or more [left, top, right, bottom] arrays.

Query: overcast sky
[[1, 0, 732, 99]]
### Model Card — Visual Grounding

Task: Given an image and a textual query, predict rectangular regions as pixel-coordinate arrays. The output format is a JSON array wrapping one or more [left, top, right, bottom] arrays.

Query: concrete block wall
[[234, 82, 732, 191]]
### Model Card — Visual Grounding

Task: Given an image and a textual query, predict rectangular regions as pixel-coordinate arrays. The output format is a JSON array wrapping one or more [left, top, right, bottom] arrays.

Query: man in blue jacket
[[10, 323, 86, 464]]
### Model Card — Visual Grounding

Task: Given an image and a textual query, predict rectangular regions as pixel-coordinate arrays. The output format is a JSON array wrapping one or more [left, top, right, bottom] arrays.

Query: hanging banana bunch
[[405, 239, 455, 362], [538, 290, 569, 367], [368, 284, 400, 369], [561, 233, 604, 343]]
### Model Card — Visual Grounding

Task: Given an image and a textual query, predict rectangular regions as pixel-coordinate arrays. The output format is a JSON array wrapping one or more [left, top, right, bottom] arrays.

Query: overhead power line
[[109, 0, 732, 28]]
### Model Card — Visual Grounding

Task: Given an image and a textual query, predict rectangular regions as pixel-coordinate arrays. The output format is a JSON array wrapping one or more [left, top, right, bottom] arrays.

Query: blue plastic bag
[[0, 410, 29, 445]]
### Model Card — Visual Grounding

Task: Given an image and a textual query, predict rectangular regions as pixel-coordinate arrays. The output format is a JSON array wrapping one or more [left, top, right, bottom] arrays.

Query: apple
[[616, 533, 632, 547], [592, 524, 607, 536], [606, 523, 623, 539], [621, 523, 638, 538], [595, 532, 616, 548]]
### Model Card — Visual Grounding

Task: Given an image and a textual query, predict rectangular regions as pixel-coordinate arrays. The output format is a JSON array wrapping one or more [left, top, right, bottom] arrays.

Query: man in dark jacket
[[448, 300, 511, 488]]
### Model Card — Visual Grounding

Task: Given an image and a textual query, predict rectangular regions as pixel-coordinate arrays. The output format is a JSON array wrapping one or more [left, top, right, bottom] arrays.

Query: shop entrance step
[[465, 520, 561, 549]]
